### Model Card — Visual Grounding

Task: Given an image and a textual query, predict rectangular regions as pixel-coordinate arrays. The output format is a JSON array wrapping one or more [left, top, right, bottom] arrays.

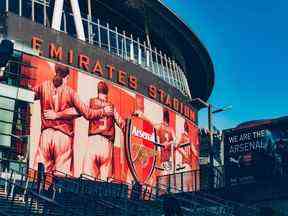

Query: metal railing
[[157, 169, 201, 193], [1, 167, 268, 216], [0, 168, 80, 215], [2, 0, 192, 98], [0, 167, 135, 215]]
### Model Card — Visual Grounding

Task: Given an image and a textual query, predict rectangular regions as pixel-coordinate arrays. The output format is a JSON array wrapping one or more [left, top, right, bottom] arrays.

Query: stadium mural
[[21, 54, 199, 188], [224, 123, 288, 186]]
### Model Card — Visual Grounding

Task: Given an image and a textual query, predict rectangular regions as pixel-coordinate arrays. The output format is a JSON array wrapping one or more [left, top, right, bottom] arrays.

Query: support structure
[[51, 0, 86, 41]]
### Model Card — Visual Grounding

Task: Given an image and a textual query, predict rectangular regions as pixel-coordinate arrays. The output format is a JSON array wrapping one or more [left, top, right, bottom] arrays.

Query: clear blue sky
[[163, 0, 288, 130]]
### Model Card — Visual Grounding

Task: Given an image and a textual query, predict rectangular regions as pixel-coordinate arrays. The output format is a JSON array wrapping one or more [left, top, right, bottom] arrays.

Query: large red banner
[[22, 54, 199, 188]]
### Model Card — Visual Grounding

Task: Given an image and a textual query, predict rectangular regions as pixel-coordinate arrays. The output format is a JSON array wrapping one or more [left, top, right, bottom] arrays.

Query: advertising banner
[[224, 122, 288, 186], [21, 54, 200, 188]]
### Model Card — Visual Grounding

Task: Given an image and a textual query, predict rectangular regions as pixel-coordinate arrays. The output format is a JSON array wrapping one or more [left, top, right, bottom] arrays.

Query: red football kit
[[33, 80, 105, 174], [82, 97, 125, 180], [176, 131, 199, 192], [177, 132, 199, 170], [156, 123, 175, 174]]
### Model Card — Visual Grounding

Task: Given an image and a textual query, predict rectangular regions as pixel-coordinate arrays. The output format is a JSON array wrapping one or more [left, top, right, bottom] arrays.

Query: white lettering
[[229, 140, 265, 154], [131, 126, 155, 142]]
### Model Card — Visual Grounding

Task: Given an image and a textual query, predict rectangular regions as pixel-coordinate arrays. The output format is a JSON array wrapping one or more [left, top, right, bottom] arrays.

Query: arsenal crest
[[125, 116, 157, 184]]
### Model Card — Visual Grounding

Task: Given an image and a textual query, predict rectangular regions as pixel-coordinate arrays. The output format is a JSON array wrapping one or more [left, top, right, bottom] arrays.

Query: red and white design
[[125, 116, 157, 184], [23, 54, 200, 189], [82, 89, 125, 180]]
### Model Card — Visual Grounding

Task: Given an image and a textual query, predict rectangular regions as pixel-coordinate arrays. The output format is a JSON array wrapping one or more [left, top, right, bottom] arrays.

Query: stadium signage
[[125, 116, 157, 184], [31, 36, 196, 122], [131, 126, 155, 142], [228, 130, 266, 154], [223, 124, 288, 186]]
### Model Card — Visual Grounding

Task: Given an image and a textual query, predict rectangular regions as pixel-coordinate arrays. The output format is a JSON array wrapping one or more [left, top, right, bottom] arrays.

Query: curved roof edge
[[153, 0, 215, 102]]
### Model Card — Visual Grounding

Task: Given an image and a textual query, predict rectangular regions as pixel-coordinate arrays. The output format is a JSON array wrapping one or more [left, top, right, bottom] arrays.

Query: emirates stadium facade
[[0, 0, 214, 192]]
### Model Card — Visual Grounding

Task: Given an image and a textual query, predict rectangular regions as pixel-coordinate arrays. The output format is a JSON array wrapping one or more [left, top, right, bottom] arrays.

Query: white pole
[[51, 0, 64, 31], [63, 12, 67, 33], [150, 45, 154, 74], [155, 48, 160, 76], [137, 38, 141, 65], [164, 54, 169, 83], [31, 0, 35, 21], [123, 31, 127, 60], [87, 0, 93, 44], [159, 50, 164, 78], [130, 34, 134, 62], [107, 23, 111, 53], [44, 0, 47, 26], [52, 0, 85, 41], [115, 27, 119, 56], [70, 0, 86, 41], [19, 0, 22, 16], [5, 0, 9, 12], [97, 19, 101, 47]]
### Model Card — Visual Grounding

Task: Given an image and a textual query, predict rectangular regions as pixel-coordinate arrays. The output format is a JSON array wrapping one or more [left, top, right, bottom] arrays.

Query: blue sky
[[163, 0, 288, 130]]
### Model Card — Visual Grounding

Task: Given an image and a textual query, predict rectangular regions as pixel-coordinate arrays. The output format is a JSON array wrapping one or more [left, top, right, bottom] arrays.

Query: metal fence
[[156, 169, 201, 195], [156, 166, 226, 195], [2, 0, 192, 98]]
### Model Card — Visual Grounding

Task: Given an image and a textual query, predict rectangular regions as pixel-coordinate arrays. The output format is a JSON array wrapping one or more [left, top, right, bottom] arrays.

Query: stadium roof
[[77, 0, 215, 102], [227, 116, 288, 131]]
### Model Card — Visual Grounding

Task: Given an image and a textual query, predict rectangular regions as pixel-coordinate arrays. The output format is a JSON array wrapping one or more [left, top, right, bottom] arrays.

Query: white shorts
[[82, 135, 113, 180]]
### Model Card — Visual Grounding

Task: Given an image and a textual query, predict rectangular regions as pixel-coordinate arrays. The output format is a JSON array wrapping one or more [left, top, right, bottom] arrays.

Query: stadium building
[[0, 1, 264, 215], [0, 0, 214, 185]]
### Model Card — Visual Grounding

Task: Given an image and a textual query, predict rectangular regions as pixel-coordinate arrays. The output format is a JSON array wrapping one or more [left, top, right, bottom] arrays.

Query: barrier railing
[[157, 169, 202, 193], [154, 181, 235, 216], [1, 0, 191, 98], [2, 167, 135, 215], [2, 166, 266, 216], [0, 169, 80, 215], [196, 191, 260, 216]]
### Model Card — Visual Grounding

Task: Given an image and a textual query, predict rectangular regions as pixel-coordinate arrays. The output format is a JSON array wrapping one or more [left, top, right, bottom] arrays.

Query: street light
[[190, 98, 231, 167], [212, 105, 233, 114]]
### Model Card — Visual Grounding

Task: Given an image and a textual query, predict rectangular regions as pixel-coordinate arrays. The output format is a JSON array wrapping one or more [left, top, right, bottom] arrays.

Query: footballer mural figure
[[32, 64, 113, 174], [82, 81, 126, 180], [176, 121, 199, 191], [176, 121, 198, 170], [157, 109, 175, 176]]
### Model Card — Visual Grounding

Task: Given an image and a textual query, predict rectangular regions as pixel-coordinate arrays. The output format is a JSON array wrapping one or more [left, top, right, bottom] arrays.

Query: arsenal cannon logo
[[125, 116, 157, 184]]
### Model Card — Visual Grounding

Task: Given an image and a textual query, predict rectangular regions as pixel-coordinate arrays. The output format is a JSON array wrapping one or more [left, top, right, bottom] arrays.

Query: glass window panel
[[65, 12, 77, 37], [0, 135, 11, 148], [110, 31, 117, 55], [134, 43, 139, 64], [92, 23, 99, 46], [17, 88, 35, 103], [9, 0, 19, 14], [0, 97, 14, 146], [0, 109, 13, 122], [141, 45, 146, 67], [118, 35, 124, 58], [0, 84, 17, 99], [83, 19, 89, 41], [22, 0, 32, 19], [126, 39, 131, 60], [0, 0, 5, 13], [0, 96, 15, 110], [35, 2, 44, 25], [100, 26, 108, 50], [0, 122, 13, 134], [10, 162, 20, 171]]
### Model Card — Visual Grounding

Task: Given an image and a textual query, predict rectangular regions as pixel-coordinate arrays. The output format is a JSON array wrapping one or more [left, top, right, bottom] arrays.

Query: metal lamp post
[[190, 98, 231, 190], [190, 98, 232, 167]]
